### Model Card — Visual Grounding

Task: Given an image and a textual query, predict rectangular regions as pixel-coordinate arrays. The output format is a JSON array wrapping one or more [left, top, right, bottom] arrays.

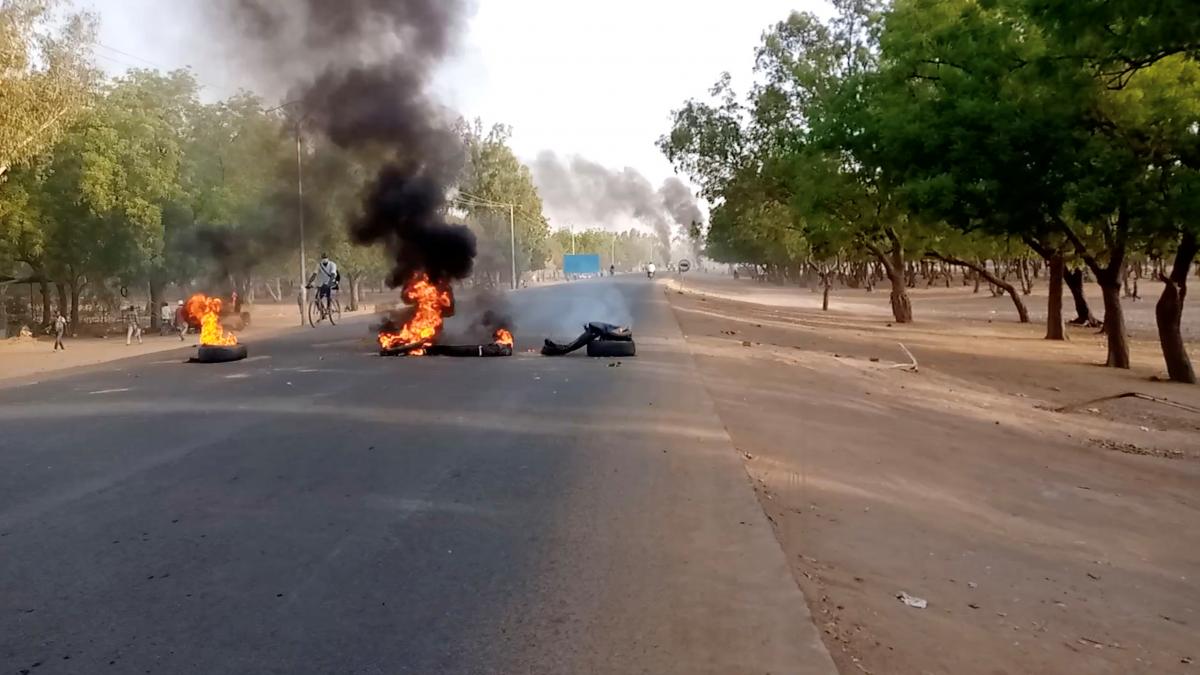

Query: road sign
[[678, 259, 691, 273], [563, 254, 601, 276]]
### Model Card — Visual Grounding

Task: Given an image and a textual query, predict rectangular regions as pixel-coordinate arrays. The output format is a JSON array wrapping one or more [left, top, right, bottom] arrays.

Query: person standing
[[174, 300, 187, 341], [52, 310, 67, 351], [124, 304, 143, 345], [159, 302, 172, 335]]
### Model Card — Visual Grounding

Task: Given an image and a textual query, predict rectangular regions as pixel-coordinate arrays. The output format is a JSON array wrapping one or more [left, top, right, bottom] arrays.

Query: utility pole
[[296, 126, 307, 326], [610, 232, 616, 270], [571, 226, 576, 255], [509, 204, 517, 291], [266, 100, 309, 326]]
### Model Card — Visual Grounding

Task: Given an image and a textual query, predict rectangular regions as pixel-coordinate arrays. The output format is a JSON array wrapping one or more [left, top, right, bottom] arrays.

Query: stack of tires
[[542, 322, 636, 358]]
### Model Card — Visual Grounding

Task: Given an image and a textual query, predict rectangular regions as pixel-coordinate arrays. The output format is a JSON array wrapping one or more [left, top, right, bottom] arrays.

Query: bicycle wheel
[[328, 298, 341, 325], [307, 298, 321, 327]]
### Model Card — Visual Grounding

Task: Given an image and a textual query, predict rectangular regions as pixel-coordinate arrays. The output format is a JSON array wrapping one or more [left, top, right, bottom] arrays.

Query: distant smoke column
[[217, 0, 476, 286], [659, 177, 704, 258], [531, 151, 674, 262]]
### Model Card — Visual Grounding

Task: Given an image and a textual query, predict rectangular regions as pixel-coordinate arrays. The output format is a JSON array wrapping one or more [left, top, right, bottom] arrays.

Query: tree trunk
[[1045, 252, 1066, 340], [348, 274, 361, 312], [864, 231, 913, 323], [149, 279, 164, 331], [1155, 231, 1197, 383], [68, 278, 82, 332], [928, 252, 1029, 323], [37, 276, 51, 326], [822, 275, 830, 311], [1064, 268, 1099, 326], [889, 271, 913, 322], [1098, 276, 1130, 368], [55, 282, 68, 318], [0, 284, 8, 337]]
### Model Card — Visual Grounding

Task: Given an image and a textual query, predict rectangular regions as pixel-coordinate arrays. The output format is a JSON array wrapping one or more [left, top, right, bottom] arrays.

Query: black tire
[[193, 344, 248, 363], [586, 339, 636, 357], [327, 298, 341, 325]]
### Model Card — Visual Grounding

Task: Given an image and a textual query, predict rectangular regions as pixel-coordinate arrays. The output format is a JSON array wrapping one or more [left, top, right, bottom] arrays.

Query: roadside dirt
[[0, 302, 367, 385], [667, 277, 1200, 675]]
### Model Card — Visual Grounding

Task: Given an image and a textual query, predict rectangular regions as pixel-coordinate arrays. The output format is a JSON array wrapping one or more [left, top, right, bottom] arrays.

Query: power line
[[94, 42, 244, 98]]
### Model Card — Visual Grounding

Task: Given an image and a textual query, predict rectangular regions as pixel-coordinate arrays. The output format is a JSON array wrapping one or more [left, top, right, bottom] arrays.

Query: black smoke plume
[[217, 0, 476, 287]]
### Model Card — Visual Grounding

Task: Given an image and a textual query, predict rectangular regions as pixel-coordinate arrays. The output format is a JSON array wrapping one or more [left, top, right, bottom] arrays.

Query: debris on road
[[890, 343, 919, 373], [897, 592, 927, 609]]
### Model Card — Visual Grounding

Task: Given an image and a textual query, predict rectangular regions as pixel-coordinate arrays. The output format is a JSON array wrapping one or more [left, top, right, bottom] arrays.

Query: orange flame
[[185, 294, 238, 346], [493, 328, 513, 347], [378, 274, 453, 354]]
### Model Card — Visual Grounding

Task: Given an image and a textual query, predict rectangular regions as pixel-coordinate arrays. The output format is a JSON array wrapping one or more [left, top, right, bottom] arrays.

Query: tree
[[30, 70, 188, 325], [0, 0, 97, 178], [457, 121, 550, 286]]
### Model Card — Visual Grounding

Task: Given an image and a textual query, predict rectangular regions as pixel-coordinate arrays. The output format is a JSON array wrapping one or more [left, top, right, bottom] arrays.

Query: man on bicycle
[[307, 253, 340, 309]]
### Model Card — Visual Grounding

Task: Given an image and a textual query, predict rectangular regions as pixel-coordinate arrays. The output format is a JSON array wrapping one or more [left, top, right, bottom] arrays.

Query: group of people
[[123, 300, 192, 346], [48, 299, 193, 351], [47, 254, 338, 352]]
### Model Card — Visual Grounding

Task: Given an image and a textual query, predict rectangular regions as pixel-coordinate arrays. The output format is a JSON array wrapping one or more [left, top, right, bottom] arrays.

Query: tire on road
[[194, 344, 248, 363], [586, 339, 636, 357]]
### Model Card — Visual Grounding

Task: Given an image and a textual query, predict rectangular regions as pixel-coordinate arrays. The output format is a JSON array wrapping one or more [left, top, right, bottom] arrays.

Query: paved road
[[0, 278, 834, 675]]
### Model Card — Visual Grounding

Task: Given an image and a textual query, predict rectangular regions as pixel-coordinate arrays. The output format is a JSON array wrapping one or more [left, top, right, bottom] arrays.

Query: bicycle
[[306, 285, 342, 327]]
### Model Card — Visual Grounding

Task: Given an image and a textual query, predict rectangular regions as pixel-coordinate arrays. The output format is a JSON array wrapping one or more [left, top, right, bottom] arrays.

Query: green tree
[[0, 0, 97, 178], [30, 70, 188, 325], [457, 120, 550, 287]]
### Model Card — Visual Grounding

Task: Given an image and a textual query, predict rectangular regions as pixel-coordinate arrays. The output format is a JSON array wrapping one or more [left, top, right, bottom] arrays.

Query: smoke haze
[[530, 151, 703, 262]]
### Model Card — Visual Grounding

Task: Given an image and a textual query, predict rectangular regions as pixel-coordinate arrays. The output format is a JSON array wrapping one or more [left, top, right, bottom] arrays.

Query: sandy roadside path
[[665, 279, 1200, 675], [0, 304, 374, 385]]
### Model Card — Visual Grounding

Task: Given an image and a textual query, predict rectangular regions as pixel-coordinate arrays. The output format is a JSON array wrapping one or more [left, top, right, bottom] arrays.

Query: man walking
[[125, 304, 143, 345], [52, 310, 67, 351], [175, 300, 188, 341], [159, 302, 173, 336]]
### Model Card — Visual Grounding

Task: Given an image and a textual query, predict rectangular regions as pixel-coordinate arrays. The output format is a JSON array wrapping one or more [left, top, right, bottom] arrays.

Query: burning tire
[[586, 339, 636, 358], [194, 344, 248, 363]]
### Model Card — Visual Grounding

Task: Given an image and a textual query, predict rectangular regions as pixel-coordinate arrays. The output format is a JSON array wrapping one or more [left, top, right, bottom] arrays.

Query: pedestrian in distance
[[159, 302, 172, 336], [124, 304, 143, 345], [174, 300, 187, 341], [52, 310, 67, 351]]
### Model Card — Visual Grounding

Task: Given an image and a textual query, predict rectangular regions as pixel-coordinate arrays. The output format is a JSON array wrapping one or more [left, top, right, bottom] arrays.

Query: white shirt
[[647, 263, 657, 274], [317, 259, 338, 285]]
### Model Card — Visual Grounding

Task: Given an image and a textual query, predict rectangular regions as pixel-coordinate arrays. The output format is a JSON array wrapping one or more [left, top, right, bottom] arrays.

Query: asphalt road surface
[[0, 277, 834, 675]]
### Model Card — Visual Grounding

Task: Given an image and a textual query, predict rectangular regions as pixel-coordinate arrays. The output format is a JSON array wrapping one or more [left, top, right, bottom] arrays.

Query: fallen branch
[[1054, 392, 1200, 415], [889, 342, 919, 372]]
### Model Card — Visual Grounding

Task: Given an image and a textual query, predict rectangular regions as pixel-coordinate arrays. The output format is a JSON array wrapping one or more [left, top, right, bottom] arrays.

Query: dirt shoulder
[[666, 278, 1199, 675], [0, 302, 369, 385]]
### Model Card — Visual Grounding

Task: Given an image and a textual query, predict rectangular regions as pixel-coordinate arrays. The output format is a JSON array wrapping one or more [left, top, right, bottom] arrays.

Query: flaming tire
[[194, 344, 248, 363], [586, 339, 636, 358]]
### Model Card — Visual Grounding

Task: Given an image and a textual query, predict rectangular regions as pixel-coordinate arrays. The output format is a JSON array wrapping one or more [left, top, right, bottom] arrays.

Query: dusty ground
[[681, 273, 1200, 339], [0, 301, 371, 384], [667, 274, 1200, 675]]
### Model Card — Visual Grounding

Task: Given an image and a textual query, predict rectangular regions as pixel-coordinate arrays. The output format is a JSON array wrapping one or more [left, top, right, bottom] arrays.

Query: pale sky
[[87, 0, 829, 216]]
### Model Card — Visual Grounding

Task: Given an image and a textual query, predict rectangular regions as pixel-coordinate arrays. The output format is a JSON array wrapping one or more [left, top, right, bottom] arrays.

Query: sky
[[86, 0, 829, 223]]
